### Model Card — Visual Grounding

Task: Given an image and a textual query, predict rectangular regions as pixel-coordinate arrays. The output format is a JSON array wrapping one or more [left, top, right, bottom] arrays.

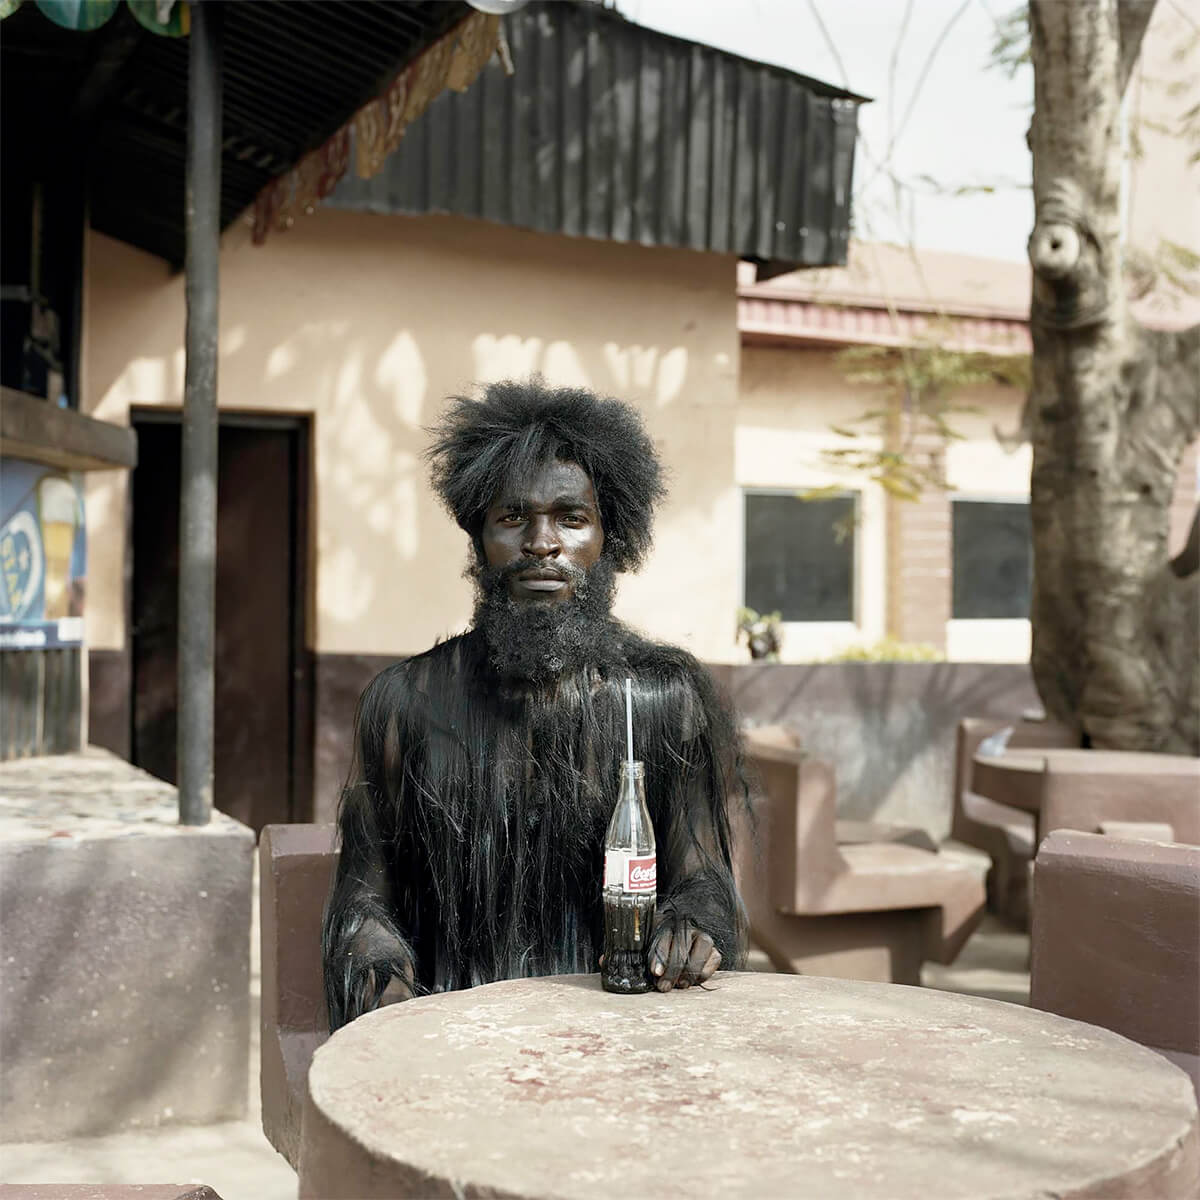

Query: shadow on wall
[[86, 211, 738, 660], [85, 212, 739, 818], [709, 660, 1043, 839]]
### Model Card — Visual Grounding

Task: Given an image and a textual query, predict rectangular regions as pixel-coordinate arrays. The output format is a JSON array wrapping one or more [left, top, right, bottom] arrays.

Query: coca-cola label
[[626, 856, 656, 891], [605, 850, 656, 893]]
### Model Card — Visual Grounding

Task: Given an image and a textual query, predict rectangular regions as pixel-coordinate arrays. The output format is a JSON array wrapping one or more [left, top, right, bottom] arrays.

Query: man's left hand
[[648, 915, 721, 992]]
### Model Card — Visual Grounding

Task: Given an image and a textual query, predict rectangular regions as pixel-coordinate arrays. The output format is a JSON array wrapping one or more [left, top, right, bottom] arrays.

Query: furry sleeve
[[321, 662, 418, 1031], [632, 643, 749, 968]]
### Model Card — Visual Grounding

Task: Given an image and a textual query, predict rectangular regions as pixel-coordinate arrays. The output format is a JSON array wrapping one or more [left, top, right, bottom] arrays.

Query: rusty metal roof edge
[[736, 284, 1033, 324]]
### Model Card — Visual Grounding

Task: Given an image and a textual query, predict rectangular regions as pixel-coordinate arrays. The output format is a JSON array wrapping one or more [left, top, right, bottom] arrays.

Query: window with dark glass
[[952, 499, 1032, 619], [743, 491, 856, 622]]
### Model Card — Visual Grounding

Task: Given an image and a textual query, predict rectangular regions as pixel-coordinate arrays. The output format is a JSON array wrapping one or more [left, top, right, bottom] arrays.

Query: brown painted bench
[[259, 823, 337, 1170], [951, 716, 1077, 924], [1032, 830, 1200, 1100], [736, 727, 986, 985]]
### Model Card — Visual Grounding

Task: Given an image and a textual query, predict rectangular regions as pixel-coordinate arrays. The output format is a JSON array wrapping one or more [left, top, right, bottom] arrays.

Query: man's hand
[[647, 914, 721, 992]]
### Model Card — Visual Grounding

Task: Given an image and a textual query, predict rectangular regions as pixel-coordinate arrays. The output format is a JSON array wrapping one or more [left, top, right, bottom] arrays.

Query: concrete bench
[[1031, 830, 1200, 1100], [0, 751, 253, 1144], [258, 823, 337, 1170], [736, 727, 986, 985], [951, 716, 1076, 924]]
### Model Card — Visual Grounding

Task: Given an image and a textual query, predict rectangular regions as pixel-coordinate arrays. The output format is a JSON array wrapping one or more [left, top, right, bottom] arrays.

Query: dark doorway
[[130, 413, 312, 831]]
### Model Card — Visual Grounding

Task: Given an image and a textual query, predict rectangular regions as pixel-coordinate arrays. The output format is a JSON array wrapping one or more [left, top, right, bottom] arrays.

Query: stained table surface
[[299, 972, 1199, 1200]]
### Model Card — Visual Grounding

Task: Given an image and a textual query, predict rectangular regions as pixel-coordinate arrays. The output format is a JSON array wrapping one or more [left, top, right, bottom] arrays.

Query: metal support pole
[[178, 2, 222, 825]]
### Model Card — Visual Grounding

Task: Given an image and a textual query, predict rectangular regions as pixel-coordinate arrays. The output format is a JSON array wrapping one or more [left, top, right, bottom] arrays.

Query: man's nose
[[523, 517, 559, 557]]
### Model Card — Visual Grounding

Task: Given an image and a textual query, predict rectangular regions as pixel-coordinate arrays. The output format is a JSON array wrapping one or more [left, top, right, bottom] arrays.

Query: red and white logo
[[626, 855, 656, 892]]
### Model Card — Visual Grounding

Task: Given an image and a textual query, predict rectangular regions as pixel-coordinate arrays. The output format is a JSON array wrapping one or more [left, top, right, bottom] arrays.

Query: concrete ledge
[[1, 387, 137, 473], [0, 750, 254, 1142]]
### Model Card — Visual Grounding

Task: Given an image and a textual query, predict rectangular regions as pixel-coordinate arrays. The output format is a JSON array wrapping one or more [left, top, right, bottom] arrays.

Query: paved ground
[[1, 871, 1028, 1198]]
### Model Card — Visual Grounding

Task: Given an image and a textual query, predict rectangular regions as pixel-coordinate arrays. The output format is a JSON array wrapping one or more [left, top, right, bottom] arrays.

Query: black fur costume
[[322, 381, 747, 1030]]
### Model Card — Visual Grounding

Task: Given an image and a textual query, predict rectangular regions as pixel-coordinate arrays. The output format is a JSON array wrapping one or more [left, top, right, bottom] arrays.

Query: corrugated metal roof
[[1, 0, 473, 265], [330, 2, 865, 270]]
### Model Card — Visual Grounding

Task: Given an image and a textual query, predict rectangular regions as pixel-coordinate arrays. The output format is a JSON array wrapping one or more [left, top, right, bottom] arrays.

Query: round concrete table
[[971, 748, 1051, 814], [298, 973, 1199, 1199]]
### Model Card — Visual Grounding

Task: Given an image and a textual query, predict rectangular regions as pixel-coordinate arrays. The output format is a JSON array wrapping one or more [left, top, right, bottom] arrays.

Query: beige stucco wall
[[738, 344, 1031, 662], [1127, 0, 1200, 331], [737, 346, 887, 661], [82, 209, 741, 661]]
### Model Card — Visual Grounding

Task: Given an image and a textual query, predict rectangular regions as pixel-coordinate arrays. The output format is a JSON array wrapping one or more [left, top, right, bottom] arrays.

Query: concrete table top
[[299, 972, 1199, 1200], [971, 749, 1048, 814]]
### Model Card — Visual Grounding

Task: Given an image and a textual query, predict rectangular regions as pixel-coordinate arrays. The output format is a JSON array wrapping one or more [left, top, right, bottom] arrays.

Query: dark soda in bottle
[[601, 761, 656, 994]]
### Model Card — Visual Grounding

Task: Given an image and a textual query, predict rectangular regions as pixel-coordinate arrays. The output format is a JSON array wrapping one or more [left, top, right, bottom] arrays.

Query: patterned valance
[[250, 11, 500, 245]]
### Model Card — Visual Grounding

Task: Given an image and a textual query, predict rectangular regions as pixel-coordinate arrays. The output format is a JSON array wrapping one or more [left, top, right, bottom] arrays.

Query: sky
[[613, 0, 1036, 262]]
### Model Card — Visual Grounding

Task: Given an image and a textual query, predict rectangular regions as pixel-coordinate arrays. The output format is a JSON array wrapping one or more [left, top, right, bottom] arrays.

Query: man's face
[[481, 460, 604, 603]]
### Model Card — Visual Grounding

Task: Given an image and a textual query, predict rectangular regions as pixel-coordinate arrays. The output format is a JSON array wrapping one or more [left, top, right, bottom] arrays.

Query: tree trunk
[[1027, 0, 1199, 753]]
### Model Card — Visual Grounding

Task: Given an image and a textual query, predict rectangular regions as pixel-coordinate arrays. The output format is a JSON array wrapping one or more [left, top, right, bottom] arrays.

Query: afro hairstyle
[[425, 378, 666, 572]]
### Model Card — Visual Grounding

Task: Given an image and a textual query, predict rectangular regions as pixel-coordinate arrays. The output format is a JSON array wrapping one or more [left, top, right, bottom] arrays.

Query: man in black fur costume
[[322, 379, 746, 1030]]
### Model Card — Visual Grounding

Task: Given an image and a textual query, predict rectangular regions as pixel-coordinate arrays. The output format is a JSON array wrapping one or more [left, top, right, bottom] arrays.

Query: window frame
[[949, 492, 1033, 622], [740, 486, 862, 626]]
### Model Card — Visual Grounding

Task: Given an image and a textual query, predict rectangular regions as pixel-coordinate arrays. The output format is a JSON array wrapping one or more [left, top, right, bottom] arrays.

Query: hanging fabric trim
[[251, 11, 501, 246], [353, 71, 411, 182]]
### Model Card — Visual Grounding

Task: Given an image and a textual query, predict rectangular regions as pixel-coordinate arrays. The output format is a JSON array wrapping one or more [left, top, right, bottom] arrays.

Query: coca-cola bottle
[[601, 761, 656, 994]]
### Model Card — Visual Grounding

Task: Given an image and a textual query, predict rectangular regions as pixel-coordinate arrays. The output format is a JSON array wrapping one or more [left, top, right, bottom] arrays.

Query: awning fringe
[[251, 11, 500, 245]]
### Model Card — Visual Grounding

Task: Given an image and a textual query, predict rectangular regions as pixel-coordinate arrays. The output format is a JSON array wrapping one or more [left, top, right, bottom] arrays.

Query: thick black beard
[[471, 555, 621, 683]]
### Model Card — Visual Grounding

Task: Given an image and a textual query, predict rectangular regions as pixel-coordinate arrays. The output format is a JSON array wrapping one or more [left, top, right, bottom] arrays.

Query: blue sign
[[0, 458, 86, 650]]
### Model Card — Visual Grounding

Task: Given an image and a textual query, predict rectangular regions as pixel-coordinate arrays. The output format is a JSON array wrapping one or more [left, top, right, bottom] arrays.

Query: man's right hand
[[647, 914, 721, 992]]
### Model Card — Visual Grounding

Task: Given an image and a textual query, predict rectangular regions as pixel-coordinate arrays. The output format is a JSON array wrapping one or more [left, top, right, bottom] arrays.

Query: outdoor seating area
[[3, 0, 1199, 1194], [735, 726, 987, 984], [952, 722, 1200, 1102], [4, 732, 1199, 1196], [950, 715, 1076, 924]]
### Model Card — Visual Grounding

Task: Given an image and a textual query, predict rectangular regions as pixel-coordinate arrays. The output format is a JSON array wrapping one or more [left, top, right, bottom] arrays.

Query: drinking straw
[[625, 677, 634, 764]]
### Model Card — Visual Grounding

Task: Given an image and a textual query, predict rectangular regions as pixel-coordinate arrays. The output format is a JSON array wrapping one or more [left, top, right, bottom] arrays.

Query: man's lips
[[519, 579, 566, 591], [512, 570, 568, 593]]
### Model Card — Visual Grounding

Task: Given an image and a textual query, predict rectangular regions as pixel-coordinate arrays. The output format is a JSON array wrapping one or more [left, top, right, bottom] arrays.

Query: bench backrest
[[259, 823, 337, 1168], [1032, 830, 1200, 1093], [1040, 755, 1200, 844], [742, 727, 844, 906], [951, 716, 1076, 842]]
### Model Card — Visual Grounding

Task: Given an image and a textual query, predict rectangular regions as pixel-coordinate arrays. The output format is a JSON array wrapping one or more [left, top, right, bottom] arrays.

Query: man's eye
[[561, 513, 587, 527], [499, 512, 523, 525]]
